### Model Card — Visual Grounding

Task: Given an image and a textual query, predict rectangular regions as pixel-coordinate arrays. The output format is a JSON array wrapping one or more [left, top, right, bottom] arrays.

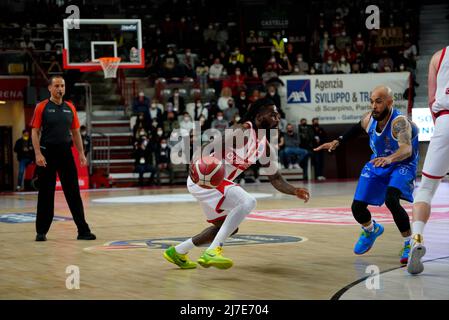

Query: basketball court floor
[[1, 179, 448, 300]]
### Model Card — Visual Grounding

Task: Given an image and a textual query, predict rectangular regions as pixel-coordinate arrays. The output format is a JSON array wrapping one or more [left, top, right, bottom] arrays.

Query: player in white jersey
[[408, 46, 449, 274], [163, 98, 310, 269]]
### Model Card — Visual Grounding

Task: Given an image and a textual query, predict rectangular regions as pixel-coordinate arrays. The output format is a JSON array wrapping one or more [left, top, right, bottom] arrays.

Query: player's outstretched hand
[[295, 188, 310, 203], [313, 140, 339, 153], [370, 157, 392, 167]]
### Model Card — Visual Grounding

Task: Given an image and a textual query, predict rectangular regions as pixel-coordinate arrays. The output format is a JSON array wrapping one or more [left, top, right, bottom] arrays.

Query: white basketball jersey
[[432, 46, 449, 113], [222, 121, 267, 182]]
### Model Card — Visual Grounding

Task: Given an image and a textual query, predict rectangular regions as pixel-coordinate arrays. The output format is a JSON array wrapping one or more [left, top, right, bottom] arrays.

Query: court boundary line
[[330, 255, 449, 300]]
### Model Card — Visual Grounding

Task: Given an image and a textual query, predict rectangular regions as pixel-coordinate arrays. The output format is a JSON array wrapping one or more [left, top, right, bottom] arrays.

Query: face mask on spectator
[[157, 130, 163, 136], [235, 116, 241, 122], [341, 31, 346, 36], [340, 57, 346, 63], [327, 59, 333, 65], [151, 103, 157, 109], [252, 70, 258, 77], [161, 143, 167, 148], [294, 67, 300, 73], [235, 70, 240, 75], [139, 130, 146, 136], [174, 92, 179, 97], [184, 116, 190, 122], [310, 68, 316, 74], [152, 121, 158, 127], [297, 57, 303, 62], [399, 64, 405, 71], [217, 116, 223, 121]]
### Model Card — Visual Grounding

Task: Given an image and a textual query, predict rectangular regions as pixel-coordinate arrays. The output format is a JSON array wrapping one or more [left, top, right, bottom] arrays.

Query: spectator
[[261, 64, 279, 85], [266, 85, 285, 118], [155, 138, 174, 184], [270, 31, 285, 57], [224, 98, 239, 122], [342, 43, 357, 64], [149, 99, 163, 125], [211, 111, 229, 134], [223, 67, 246, 96], [196, 59, 209, 91], [245, 68, 264, 92], [319, 31, 330, 59], [283, 124, 310, 179], [311, 118, 326, 181], [354, 32, 366, 54], [163, 111, 180, 133], [209, 58, 224, 95], [203, 23, 217, 47], [180, 48, 196, 77], [322, 58, 336, 74], [192, 99, 208, 121], [378, 52, 394, 72], [323, 44, 340, 62], [133, 136, 158, 187], [132, 91, 151, 118], [180, 112, 194, 136], [335, 29, 351, 51], [294, 53, 309, 75], [338, 56, 351, 74], [218, 87, 233, 111], [298, 118, 315, 151], [14, 129, 34, 191], [167, 88, 186, 114], [229, 113, 241, 127], [235, 89, 249, 118], [216, 24, 229, 52]]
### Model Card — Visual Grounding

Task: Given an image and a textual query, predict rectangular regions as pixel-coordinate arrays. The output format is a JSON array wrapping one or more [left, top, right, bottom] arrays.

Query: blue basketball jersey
[[367, 108, 419, 170], [354, 108, 419, 205]]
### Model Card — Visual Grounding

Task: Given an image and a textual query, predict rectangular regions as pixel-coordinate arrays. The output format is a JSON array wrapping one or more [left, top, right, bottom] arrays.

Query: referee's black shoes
[[77, 232, 96, 240], [35, 233, 47, 241]]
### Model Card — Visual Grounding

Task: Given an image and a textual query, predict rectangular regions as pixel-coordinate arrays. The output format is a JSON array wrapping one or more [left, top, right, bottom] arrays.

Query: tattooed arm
[[370, 116, 413, 167]]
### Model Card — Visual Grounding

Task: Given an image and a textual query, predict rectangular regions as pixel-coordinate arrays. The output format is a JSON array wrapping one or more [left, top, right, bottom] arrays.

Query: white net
[[99, 57, 121, 78]]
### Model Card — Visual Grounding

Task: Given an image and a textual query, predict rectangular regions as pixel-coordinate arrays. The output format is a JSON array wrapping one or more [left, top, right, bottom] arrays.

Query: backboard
[[63, 19, 144, 71]]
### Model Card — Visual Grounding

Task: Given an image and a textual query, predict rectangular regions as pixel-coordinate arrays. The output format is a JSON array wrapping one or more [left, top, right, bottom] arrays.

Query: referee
[[31, 75, 96, 241]]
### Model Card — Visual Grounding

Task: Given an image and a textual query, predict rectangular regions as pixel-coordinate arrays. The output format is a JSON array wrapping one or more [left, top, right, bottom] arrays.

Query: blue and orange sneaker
[[354, 220, 384, 255], [400, 239, 411, 264]]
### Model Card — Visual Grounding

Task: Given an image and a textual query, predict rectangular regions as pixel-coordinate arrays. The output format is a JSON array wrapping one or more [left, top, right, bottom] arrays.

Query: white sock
[[175, 238, 195, 254], [412, 221, 426, 236], [208, 190, 256, 250], [362, 221, 374, 232]]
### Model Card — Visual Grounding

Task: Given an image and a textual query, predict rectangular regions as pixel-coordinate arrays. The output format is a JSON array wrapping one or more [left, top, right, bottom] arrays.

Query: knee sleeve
[[385, 187, 410, 233], [351, 200, 371, 224], [414, 176, 441, 205]]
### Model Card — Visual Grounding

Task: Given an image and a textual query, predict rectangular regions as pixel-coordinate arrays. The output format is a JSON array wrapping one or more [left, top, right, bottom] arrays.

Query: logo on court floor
[[0, 213, 72, 224], [248, 204, 449, 225], [84, 234, 306, 252]]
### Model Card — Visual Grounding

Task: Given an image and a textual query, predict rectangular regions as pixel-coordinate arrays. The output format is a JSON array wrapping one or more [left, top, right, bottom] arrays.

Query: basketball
[[190, 156, 225, 188]]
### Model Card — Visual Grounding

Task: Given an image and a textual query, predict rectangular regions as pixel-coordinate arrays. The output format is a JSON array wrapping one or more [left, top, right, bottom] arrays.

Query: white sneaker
[[288, 164, 293, 169], [407, 234, 426, 275], [293, 163, 300, 169], [317, 176, 326, 181]]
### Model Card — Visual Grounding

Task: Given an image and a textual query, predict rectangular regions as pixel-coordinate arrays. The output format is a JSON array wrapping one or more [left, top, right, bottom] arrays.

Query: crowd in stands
[[0, 0, 422, 186]]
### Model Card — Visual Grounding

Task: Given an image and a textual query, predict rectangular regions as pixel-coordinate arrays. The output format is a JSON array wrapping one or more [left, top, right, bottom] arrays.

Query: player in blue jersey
[[314, 86, 419, 264]]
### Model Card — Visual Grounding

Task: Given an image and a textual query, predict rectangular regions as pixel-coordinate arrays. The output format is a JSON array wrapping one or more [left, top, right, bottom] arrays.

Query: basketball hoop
[[98, 57, 121, 78]]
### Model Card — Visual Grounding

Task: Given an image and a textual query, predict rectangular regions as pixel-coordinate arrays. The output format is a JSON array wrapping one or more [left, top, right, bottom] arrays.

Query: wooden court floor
[[1, 180, 449, 300]]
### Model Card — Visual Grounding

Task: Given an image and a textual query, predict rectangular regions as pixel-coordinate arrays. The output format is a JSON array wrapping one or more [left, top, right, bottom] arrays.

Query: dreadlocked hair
[[239, 97, 276, 126]]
